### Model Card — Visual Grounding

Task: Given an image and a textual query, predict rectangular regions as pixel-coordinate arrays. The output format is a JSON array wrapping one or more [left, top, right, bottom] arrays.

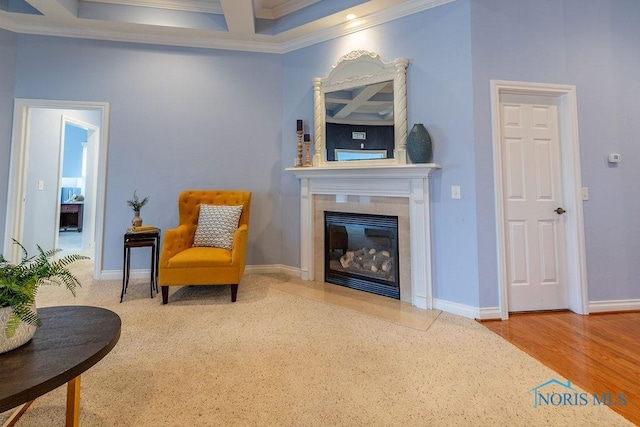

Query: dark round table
[[0, 305, 121, 426]]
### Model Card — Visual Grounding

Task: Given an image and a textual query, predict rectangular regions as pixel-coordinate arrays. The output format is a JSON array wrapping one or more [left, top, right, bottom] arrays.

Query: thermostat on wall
[[608, 152, 622, 163]]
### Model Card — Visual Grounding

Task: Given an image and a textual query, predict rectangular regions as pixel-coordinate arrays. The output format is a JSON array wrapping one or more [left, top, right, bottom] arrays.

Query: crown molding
[[10, 21, 285, 53], [0, 0, 456, 54], [0, 12, 19, 33], [281, 0, 455, 53]]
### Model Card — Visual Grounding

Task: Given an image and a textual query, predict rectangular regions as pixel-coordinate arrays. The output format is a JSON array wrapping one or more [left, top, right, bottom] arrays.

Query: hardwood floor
[[481, 311, 640, 425]]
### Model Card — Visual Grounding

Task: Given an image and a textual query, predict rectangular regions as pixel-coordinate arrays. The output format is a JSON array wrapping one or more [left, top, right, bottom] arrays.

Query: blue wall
[[470, 0, 640, 305], [2, 0, 639, 307], [13, 36, 284, 271], [282, 1, 480, 306], [63, 123, 87, 177], [282, 0, 640, 308], [0, 28, 16, 248]]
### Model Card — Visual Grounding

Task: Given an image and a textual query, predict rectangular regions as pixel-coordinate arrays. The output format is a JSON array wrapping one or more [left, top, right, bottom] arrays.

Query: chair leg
[[231, 284, 238, 302], [161, 286, 169, 304]]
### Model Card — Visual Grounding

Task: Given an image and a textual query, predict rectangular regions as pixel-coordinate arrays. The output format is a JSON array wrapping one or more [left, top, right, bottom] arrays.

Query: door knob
[[554, 207, 566, 215]]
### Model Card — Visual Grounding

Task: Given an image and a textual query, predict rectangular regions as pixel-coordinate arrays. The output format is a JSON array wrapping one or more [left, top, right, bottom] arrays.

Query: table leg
[[120, 244, 128, 303], [1, 400, 34, 427], [150, 242, 156, 298], [66, 375, 81, 427], [154, 235, 160, 293], [126, 248, 131, 290]]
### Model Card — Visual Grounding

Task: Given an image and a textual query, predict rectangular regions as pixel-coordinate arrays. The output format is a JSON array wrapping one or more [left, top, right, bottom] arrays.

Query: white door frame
[[3, 99, 110, 280], [490, 80, 589, 319]]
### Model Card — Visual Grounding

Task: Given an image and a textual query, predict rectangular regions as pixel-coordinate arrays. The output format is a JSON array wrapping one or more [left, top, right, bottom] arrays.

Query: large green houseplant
[[0, 240, 87, 346]]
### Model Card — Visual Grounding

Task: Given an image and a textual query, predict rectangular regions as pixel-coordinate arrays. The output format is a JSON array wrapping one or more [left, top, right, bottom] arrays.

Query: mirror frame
[[313, 50, 409, 167]]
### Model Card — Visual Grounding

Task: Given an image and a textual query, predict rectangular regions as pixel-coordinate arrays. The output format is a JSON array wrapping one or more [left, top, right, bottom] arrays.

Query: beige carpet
[[1, 260, 633, 426]]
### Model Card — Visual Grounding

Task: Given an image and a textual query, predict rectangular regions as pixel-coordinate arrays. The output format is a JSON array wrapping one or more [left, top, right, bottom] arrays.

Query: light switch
[[451, 185, 461, 199], [38, 180, 44, 191]]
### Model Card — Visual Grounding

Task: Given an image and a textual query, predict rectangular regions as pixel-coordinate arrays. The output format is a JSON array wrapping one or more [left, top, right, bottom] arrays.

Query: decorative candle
[[304, 133, 310, 142], [297, 120, 303, 132]]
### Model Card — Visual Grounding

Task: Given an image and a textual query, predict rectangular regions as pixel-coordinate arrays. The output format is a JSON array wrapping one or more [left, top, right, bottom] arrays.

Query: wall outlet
[[451, 185, 461, 199], [582, 187, 589, 201]]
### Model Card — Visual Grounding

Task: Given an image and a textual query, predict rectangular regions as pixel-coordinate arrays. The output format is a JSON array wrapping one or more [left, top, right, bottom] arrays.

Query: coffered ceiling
[[0, 0, 453, 53]]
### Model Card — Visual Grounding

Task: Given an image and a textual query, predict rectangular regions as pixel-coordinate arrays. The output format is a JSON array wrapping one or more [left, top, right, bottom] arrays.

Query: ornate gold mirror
[[313, 50, 409, 166]]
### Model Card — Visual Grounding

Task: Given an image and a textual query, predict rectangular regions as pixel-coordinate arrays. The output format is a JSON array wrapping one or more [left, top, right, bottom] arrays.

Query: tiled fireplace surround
[[289, 164, 438, 309]]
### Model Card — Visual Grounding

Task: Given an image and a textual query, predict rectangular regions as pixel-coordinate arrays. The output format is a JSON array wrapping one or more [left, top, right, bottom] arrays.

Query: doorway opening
[[490, 80, 589, 319], [56, 117, 100, 258], [3, 99, 110, 279]]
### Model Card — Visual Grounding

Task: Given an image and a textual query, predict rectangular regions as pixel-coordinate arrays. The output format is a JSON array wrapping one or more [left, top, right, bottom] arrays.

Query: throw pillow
[[193, 204, 243, 249]]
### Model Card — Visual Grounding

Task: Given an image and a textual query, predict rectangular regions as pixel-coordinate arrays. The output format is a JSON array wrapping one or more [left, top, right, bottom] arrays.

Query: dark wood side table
[[0, 306, 121, 426], [60, 203, 84, 232], [121, 227, 161, 302]]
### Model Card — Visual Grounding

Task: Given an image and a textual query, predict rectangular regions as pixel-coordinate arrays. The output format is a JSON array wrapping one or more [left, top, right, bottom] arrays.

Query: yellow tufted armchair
[[158, 190, 251, 304]]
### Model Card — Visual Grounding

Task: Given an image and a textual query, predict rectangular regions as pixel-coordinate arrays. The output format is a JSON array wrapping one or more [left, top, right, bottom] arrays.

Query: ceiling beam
[[25, 0, 78, 19], [334, 82, 388, 120], [219, 0, 255, 35], [83, 0, 223, 14]]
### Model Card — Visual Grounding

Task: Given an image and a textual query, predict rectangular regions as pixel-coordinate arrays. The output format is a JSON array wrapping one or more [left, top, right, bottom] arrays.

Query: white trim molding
[[490, 80, 589, 320], [433, 298, 480, 319], [4, 98, 110, 281], [0, 0, 455, 54], [101, 264, 303, 281], [433, 298, 502, 320], [589, 299, 640, 313], [245, 264, 300, 276]]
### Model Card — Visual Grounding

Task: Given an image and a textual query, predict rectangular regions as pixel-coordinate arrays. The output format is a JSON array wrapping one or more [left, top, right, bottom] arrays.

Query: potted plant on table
[[0, 240, 88, 353], [127, 190, 149, 227]]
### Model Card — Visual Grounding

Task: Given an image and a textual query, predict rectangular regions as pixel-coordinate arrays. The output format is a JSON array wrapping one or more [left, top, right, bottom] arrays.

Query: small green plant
[[127, 190, 149, 212], [0, 240, 88, 338]]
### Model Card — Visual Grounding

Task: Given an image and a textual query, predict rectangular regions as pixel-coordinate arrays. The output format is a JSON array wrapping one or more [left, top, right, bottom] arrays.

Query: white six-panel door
[[501, 98, 569, 312]]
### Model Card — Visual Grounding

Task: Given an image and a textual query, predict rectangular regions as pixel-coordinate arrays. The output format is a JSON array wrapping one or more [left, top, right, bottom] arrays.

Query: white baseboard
[[431, 298, 640, 320], [99, 265, 303, 281], [432, 298, 502, 320], [245, 264, 301, 276], [433, 298, 476, 319], [589, 299, 640, 313], [105, 265, 615, 321], [477, 306, 503, 320], [100, 269, 131, 280]]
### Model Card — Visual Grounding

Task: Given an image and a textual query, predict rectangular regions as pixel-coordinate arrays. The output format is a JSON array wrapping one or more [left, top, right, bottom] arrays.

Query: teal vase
[[406, 123, 433, 163]]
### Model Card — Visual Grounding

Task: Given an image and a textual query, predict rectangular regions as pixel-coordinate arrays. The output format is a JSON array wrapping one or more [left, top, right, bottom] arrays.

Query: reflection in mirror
[[313, 50, 409, 166], [324, 81, 394, 161], [335, 149, 387, 161]]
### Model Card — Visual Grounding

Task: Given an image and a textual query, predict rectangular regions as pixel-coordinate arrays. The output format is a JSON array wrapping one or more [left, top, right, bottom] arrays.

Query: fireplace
[[325, 211, 400, 299], [287, 163, 439, 309]]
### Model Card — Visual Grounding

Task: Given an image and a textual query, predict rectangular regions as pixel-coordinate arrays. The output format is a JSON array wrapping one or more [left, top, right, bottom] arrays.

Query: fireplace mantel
[[286, 164, 439, 180], [287, 163, 440, 309]]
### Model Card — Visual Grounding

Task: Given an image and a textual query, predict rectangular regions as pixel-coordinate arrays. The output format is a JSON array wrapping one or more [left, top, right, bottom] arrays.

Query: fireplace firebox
[[324, 211, 400, 299]]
